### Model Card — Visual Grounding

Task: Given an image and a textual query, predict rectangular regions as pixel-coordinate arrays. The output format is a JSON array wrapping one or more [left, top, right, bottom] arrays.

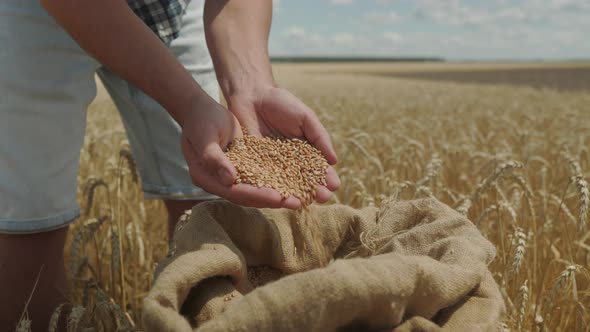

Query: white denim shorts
[[0, 0, 219, 234]]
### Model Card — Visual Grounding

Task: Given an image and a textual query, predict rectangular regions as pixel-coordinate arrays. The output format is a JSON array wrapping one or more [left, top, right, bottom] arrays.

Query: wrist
[[225, 82, 276, 114], [221, 73, 276, 100], [215, 49, 276, 100], [169, 88, 216, 128]]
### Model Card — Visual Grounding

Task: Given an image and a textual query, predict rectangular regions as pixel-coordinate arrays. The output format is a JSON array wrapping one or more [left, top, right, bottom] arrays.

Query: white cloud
[[383, 31, 403, 44], [364, 11, 400, 24], [271, 0, 590, 60], [413, 1, 491, 26], [330, 0, 354, 5], [283, 26, 325, 50], [548, 0, 590, 11], [331, 33, 356, 47], [412, 0, 590, 27], [496, 7, 528, 21], [285, 26, 306, 40]]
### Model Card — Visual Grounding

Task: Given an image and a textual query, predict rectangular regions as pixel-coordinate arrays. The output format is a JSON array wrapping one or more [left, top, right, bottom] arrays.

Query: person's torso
[[127, 0, 191, 44]]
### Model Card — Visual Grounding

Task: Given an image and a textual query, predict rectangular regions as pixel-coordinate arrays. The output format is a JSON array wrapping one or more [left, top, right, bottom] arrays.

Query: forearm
[[41, 0, 210, 125], [204, 0, 275, 99]]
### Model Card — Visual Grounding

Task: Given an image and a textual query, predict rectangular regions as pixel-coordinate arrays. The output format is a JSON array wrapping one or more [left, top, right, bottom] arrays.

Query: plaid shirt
[[128, 0, 190, 44]]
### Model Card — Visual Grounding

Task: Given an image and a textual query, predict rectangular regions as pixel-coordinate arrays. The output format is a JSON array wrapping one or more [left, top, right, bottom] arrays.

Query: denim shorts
[[0, 0, 219, 234]]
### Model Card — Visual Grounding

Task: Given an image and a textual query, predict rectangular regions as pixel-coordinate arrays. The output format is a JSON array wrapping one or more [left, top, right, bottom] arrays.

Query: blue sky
[[269, 0, 590, 60]]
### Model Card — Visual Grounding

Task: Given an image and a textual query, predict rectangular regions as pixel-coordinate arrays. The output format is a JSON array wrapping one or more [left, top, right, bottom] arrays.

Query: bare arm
[[40, 0, 210, 126], [203, 0, 340, 201], [43, 0, 339, 207], [204, 0, 275, 98], [203, 0, 339, 167]]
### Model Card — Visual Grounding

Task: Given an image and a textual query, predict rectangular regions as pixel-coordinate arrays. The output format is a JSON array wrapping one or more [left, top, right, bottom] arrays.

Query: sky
[[269, 0, 590, 60]]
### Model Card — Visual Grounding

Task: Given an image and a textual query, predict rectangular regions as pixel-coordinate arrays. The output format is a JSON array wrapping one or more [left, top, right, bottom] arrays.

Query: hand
[[227, 85, 341, 206], [179, 96, 304, 209]]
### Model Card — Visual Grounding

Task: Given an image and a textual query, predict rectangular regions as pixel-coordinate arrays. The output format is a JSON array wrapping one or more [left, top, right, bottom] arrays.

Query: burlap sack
[[143, 198, 505, 331]]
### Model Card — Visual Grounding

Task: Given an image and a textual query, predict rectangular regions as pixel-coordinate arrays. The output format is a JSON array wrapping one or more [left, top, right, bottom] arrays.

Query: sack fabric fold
[[143, 198, 505, 331]]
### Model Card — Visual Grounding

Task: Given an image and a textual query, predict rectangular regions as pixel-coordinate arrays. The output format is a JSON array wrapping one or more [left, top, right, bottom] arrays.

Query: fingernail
[[217, 168, 235, 186]]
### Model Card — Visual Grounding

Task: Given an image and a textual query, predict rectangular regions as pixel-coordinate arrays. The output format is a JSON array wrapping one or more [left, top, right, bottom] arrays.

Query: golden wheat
[[46, 63, 590, 331]]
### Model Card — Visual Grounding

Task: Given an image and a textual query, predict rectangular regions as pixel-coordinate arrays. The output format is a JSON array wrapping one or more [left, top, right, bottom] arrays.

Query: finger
[[325, 166, 341, 191], [181, 134, 199, 169], [224, 184, 309, 209], [227, 184, 303, 209], [226, 100, 263, 137], [302, 110, 338, 165], [192, 138, 237, 186], [281, 195, 301, 209], [315, 185, 332, 203], [203, 143, 237, 186]]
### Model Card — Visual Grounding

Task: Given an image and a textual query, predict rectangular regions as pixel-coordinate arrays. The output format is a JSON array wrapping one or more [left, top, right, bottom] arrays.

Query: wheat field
[[51, 62, 590, 331]]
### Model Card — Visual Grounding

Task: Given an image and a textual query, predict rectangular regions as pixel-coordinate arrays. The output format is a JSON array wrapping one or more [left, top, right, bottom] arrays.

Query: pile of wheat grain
[[226, 134, 328, 206]]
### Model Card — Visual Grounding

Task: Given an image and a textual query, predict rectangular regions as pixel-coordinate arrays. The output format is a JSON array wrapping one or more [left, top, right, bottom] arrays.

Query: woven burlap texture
[[143, 198, 505, 331]]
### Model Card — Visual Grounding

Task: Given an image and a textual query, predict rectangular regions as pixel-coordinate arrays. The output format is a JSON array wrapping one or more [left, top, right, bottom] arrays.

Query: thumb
[[205, 143, 236, 186], [192, 138, 237, 186]]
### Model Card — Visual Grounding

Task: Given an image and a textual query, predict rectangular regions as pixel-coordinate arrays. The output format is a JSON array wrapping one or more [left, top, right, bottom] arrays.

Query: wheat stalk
[[110, 229, 121, 290], [576, 301, 588, 331], [544, 264, 582, 314], [475, 204, 497, 227], [15, 317, 32, 332], [118, 147, 139, 183], [416, 152, 442, 189], [69, 216, 109, 277], [15, 266, 43, 332], [516, 279, 528, 330], [549, 194, 577, 226], [415, 185, 434, 198], [48, 303, 65, 332], [67, 306, 86, 332], [574, 176, 589, 231], [83, 177, 109, 216], [456, 198, 472, 216], [473, 160, 523, 201], [510, 227, 527, 276]]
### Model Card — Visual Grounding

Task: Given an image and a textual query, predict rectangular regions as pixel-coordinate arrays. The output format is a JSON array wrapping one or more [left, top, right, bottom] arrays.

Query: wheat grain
[[473, 160, 523, 201], [516, 279, 528, 330], [500, 201, 518, 225], [475, 204, 497, 227], [15, 316, 32, 332], [456, 198, 472, 216], [67, 306, 86, 332], [534, 312, 546, 332], [544, 264, 582, 313], [510, 227, 526, 276], [549, 194, 577, 226], [415, 185, 434, 198], [226, 134, 329, 206], [416, 153, 442, 189], [83, 177, 109, 216], [69, 216, 108, 277], [562, 151, 582, 177], [48, 304, 65, 332], [510, 189, 522, 211], [118, 147, 139, 183], [574, 176, 589, 231], [96, 287, 134, 330]]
